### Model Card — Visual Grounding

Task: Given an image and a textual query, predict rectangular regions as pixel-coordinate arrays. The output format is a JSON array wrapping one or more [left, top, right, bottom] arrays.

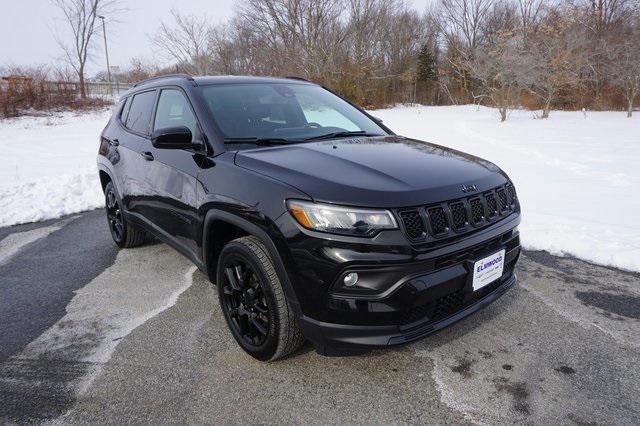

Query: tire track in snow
[[0, 242, 196, 423]]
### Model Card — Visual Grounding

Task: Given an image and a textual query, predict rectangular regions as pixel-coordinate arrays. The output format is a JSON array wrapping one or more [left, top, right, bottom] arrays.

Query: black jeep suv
[[97, 75, 521, 361]]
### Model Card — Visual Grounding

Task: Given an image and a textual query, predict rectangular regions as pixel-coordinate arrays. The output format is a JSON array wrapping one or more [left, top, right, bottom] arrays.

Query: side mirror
[[151, 126, 200, 150]]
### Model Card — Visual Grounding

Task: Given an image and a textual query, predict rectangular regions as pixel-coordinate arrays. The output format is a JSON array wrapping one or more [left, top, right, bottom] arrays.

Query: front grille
[[506, 183, 517, 205], [449, 202, 468, 230], [428, 207, 448, 234], [496, 188, 508, 211], [396, 183, 517, 243], [470, 198, 484, 223], [485, 192, 498, 217], [398, 210, 425, 240]]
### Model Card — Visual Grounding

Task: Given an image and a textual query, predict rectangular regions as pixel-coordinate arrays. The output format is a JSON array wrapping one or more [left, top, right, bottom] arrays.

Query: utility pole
[[98, 15, 112, 95]]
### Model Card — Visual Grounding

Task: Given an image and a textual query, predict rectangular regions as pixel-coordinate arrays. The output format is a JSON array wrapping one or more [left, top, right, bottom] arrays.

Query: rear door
[[100, 96, 141, 212], [140, 87, 202, 256], [118, 89, 158, 218]]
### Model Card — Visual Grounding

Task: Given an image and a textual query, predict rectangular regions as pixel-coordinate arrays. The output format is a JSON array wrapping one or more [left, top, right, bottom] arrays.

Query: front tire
[[104, 181, 146, 248], [216, 236, 304, 361]]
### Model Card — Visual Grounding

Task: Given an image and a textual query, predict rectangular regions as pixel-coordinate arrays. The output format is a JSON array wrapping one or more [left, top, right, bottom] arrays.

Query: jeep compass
[[97, 75, 521, 361]]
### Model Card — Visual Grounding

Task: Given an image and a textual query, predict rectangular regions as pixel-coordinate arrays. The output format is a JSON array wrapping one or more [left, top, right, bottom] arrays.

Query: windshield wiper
[[302, 130, 379, 142], [223, 137, 295, 146]]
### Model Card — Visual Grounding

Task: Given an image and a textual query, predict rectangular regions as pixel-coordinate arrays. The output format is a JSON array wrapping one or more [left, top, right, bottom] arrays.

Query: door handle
[[111, 138, 119, 147], [141, 151, 154, 161]]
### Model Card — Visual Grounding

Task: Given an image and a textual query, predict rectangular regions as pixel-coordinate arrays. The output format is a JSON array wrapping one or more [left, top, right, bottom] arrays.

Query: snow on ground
[[373, 105, 640, 272], [0, 109, 111, 227], [0, 104, 638, 272]]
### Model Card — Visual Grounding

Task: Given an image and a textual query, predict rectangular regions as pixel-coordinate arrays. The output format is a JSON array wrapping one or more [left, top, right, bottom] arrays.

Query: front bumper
[[276, 211, 521, 354], [299, 273, 516, 354]]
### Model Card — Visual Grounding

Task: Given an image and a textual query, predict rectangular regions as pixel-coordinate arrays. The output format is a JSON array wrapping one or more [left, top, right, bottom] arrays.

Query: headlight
[[287, 200, 398, 237]]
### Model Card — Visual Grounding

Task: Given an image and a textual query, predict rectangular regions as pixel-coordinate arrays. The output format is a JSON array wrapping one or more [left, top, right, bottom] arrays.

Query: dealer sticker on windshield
[[472, 249, 506, 291]]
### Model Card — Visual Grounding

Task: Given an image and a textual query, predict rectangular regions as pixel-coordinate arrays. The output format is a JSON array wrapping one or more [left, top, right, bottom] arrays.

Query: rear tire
[[104, 181, 146, 248], [216, 236, 304, 361]]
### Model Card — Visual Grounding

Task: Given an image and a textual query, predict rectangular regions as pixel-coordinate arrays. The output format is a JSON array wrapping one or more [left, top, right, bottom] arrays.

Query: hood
[[234, 136, 508, 208]]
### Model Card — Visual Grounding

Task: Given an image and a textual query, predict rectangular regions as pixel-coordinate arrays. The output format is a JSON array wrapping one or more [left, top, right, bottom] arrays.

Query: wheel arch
[[98, 170, 112, 192], [202, 210, 301, 312], [97, 163, 117, 194]]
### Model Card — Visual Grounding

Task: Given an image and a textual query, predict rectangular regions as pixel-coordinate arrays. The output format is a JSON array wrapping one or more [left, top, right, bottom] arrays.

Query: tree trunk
[[79, 71, 86, 99], [499, 107, 507, 122], [628, 98, 633, 118], [542, 101, 551, 119]]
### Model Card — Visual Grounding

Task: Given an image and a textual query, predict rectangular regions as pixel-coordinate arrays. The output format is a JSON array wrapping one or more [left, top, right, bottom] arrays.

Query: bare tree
[[605, 32, 640, 117], [344, 0, 399, 78], [236, 0, 347, 80], [517, 0, 548, 40], [52, 0, 119, 98], [438, 0, 496, 51], [521, 13, 587, 118], [568, 0, 640, 102], [152, 9, 214, 75], [467, 33, 528, 121], [435, 0, 496, 101], [569, 0, 639, 40]]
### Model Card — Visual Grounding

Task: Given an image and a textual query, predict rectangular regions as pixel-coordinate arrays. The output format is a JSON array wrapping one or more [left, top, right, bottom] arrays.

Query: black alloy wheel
[[216, 236, 304, 361], [103, 181, 146, 248], [220, 255, 272, 348], [106, 185, 124, 243]]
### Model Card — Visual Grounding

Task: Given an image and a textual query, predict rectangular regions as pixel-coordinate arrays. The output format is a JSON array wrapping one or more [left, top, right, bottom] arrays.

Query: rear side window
[[125, 90, 156, 134], [120, 96, 132, 122]]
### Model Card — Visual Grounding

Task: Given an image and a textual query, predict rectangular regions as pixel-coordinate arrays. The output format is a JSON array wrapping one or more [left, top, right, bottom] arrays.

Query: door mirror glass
[[151, 126, 195, 149]]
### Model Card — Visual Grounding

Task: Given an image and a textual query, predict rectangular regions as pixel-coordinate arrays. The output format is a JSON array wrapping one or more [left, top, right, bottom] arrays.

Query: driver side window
[[154, 89, 197, 137]]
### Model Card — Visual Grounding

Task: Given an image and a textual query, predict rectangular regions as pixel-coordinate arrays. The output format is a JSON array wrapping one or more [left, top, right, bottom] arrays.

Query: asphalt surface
[[1, 210, 639, 424]]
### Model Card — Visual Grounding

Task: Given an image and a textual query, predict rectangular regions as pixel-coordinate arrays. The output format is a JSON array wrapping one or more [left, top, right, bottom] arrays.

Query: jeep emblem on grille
[[461, 184, 478, 193]]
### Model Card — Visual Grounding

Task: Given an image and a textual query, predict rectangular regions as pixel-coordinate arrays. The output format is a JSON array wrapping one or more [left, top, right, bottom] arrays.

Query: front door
[[140, 88, 202, 256]]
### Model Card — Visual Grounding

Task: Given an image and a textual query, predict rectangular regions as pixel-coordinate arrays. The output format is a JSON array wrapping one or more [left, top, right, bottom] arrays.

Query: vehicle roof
[[123, 75, 315, 97], [195, 75, 314, 85]]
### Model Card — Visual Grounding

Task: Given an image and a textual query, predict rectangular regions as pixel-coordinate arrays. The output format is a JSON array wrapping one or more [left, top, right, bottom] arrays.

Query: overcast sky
[[0, 0, 433, 76]]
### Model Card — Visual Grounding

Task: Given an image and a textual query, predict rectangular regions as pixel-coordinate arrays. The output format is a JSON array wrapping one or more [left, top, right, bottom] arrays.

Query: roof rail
[[284, 75, 310, 82], [133, 73, 195, 87]]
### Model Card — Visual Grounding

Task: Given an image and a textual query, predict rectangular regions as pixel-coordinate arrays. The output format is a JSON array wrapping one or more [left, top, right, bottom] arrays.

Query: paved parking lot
[[1, 211, 639, 424]]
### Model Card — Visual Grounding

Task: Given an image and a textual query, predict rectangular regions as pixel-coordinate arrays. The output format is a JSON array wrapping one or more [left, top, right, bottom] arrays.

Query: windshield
[[198, 83, 386, 145]]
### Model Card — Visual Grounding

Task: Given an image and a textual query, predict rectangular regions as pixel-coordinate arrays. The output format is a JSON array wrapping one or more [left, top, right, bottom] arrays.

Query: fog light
[[343, 272, 359, 287]]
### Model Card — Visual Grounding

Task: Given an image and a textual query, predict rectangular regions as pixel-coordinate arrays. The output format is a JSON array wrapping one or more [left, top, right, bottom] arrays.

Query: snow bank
[[373, 105, 640, 272], [0, 110, 110, 227], [1, 105, 638, 272]]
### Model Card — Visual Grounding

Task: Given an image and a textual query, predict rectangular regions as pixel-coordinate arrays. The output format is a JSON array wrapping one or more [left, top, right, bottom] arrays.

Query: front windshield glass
[[198, 83, 386, 143]]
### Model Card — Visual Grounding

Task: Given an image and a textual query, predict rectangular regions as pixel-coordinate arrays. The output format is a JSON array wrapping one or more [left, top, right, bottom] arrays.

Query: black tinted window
[[153, 89, 197, 136], [199, 83, 385, 141], [120, 96, 132, 122], [125, 90, 156, 134]]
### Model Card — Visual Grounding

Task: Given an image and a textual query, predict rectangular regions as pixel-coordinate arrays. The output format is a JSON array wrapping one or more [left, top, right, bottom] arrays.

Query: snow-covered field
[[0, 105, 638, 272], [374, 105, 640, 272]]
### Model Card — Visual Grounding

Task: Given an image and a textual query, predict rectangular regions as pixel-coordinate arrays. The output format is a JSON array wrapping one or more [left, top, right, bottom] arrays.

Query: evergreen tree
[[417, 44, 438, 84]]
